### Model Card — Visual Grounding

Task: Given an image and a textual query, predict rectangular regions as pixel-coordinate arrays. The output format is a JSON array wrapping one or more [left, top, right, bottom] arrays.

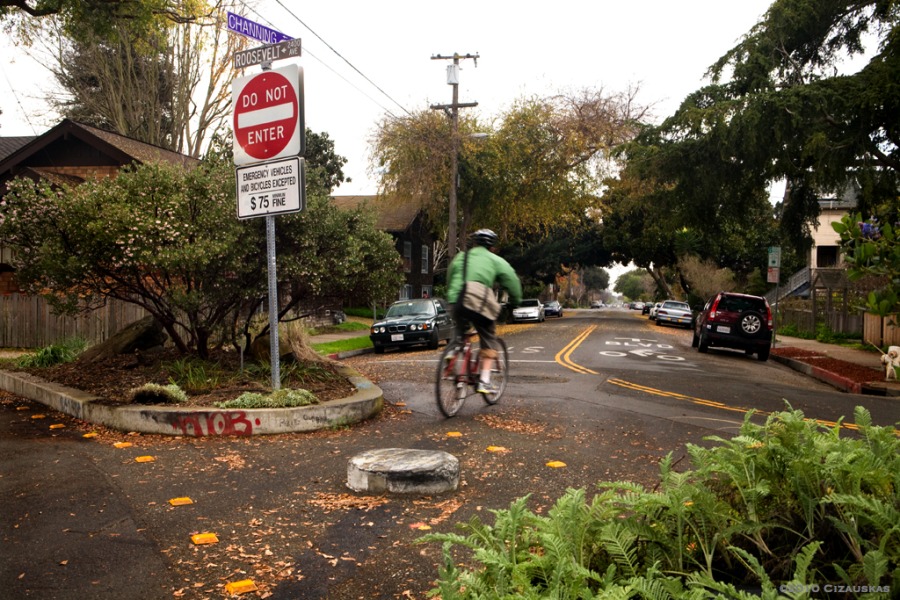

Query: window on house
[[421, 285, 433, 299], [400, 284, 412, 300], [817, 246, 840, 268], [421, 244, 429, 274], [403, 241, 412, 272]]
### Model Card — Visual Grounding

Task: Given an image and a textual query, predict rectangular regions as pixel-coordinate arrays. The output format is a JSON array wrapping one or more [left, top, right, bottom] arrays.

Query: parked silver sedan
[[654, 300, 693, 328]]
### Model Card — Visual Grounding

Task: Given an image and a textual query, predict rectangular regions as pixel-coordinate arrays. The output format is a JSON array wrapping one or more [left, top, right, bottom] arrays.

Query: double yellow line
[[555, 325, 598, 374], [551, 326, 888, 435]]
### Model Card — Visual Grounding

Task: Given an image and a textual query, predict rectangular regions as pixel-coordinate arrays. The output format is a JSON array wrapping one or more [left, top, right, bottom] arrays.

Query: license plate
[[716, 325, 730, 333], [391, 334, 404, 341]]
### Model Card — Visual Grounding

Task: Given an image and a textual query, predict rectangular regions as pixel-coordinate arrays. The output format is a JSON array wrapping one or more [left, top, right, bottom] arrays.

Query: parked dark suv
[[692, 292, 773, 361]]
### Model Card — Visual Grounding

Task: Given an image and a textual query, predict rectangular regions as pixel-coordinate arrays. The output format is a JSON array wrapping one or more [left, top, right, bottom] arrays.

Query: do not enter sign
[[232, 64, 304, 165]]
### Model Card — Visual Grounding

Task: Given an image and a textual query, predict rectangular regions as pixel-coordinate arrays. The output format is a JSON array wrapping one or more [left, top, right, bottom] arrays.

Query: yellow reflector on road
[[225, 579, 258, 594], [169, 497, 194, 506], [191, 533, 218, 545]]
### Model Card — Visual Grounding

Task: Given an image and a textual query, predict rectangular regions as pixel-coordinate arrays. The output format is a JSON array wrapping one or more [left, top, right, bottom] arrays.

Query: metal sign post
[[228, 16, 302, 389], [266, 215, 280, 389]]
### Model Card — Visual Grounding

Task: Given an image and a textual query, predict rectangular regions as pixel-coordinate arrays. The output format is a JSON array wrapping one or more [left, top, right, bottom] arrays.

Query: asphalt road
[[2, 308, 897, 600]]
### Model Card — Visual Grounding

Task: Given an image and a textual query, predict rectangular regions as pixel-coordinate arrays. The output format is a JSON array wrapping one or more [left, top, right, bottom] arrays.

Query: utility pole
[[430, 52, 478, 261]]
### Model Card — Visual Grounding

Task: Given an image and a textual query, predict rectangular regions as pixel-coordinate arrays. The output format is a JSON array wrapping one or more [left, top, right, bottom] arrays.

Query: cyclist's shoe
[[476, 380, 497, 396]]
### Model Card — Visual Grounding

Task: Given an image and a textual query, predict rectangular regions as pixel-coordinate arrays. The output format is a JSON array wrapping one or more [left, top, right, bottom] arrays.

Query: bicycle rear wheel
[[435, 340, 468, 417], [482, 337, 508, 405]]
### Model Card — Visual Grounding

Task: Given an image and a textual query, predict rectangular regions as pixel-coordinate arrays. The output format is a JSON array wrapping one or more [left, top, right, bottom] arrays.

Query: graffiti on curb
[[169, 411, 260, 436]]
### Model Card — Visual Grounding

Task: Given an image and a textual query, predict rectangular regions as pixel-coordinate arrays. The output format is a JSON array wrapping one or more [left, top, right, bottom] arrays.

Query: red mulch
[[771, 347, 884, 384]]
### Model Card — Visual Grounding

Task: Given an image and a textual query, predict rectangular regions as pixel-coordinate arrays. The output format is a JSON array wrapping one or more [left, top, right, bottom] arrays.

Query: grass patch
[[16, 338, 88, 368], [312, 336, 373, 355], [306, 320, 370, 336], [214, 388, 319, 409]]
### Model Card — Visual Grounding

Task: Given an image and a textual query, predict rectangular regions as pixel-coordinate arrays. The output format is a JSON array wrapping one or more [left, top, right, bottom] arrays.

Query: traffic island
[[347, 448, 459, 494]]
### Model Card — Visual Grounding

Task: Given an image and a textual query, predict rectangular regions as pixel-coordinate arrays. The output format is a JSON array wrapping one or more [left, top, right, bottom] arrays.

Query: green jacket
[[447, 246, 523, 308]]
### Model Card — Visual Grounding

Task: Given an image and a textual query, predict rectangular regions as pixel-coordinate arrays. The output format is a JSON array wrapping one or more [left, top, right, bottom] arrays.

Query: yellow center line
[[555, 325, 598, 374], [606, 378, 880, 434]]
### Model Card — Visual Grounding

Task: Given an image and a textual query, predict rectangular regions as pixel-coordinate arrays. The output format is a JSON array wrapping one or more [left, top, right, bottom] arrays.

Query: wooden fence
[[863, 313, 900, 348], [0, 294, 148, 349]]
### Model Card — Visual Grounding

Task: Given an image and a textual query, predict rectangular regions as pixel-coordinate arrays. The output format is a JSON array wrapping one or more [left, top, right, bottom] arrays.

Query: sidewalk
[[772, 334, 900, 397]]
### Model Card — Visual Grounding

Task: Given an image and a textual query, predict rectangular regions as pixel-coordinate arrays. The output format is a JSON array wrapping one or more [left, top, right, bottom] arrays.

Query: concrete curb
[[769, 354, 896, 396], [0, 364, 383, 437]]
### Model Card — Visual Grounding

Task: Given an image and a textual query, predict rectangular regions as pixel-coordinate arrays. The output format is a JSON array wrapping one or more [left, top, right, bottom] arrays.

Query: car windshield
[[386, 300, 435, 318], [521, 299, 540, 307]]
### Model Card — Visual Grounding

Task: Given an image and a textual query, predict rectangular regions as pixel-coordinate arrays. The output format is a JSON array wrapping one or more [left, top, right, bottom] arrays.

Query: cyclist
[[446, 228, 522, 396]]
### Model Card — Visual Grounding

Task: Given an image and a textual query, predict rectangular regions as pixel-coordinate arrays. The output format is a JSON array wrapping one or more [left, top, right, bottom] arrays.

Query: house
[[0, 120, 200, 346], [331, 195, 437, 301], [810, 182, 859, 270]]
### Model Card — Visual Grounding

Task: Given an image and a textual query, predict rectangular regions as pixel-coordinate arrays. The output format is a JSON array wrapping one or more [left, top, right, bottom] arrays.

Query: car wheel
[[698, 332, 709, 353], [738, 310, 765, 338], [427, 331, 439, 350], [655, 319, 664, 327], [691, 330, 699, 347], [757, 346, 770, 361]]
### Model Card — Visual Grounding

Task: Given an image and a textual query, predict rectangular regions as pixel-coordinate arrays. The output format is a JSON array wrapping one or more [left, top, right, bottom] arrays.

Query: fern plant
[[421, 406, 900, 599]]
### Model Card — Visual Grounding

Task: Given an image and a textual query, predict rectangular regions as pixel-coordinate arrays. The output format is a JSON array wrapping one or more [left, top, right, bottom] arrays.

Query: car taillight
[[765, 303, 773, 328], [708, 295, 721, 319]]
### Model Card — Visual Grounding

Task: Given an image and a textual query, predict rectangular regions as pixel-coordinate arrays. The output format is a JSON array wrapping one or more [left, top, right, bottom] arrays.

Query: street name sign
[[227, 12, 292, 44], [232, 64, 304, 165], [234, 38, 302, 70], [236, 157, 305, 219]]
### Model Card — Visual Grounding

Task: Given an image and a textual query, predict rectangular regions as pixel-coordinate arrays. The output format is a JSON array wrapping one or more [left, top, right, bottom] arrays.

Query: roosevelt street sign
[[234, 38, 302, 70]]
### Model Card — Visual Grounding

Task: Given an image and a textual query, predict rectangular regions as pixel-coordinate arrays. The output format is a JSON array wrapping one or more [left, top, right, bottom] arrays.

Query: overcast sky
[[0, 1, 781, 283], [0, 1, 778, 194]]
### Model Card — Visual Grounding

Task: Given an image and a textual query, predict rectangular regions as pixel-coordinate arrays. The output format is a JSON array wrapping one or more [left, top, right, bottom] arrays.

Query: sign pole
[[259, 60, 280, 390], [266, 214, 280, 390]]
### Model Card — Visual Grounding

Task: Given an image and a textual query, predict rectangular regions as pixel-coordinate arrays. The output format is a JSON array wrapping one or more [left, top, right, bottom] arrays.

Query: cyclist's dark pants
[[452, 304, 500, 359]]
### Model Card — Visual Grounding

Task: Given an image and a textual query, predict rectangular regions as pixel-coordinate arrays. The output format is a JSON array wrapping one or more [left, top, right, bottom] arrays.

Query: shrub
[[421, 406, 900, 598], [128, 383, 188, 405], [213, 388, 319, 409], [16, 337, 88, 368]]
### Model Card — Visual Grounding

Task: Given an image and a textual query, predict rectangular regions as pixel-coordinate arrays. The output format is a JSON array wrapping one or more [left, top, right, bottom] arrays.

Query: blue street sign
[[227, 12, 292, 44]]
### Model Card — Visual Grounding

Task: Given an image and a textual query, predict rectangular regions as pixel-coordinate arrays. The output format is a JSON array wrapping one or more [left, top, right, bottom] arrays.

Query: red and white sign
[[232, 64, 304, 165]]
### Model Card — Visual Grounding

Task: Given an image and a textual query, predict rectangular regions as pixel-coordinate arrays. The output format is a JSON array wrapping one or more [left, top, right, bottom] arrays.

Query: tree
[[628, 0, 899, 257], [0, 153, 402, 359], [1, 1, 210, 37], [17, 2, 241, 156], [614, 269, 653, 301], [371, 88, 649, 255]]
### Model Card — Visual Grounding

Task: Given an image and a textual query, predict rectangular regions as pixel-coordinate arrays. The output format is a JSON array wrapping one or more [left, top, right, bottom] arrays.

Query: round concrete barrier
[[347, 448, 459, 494]]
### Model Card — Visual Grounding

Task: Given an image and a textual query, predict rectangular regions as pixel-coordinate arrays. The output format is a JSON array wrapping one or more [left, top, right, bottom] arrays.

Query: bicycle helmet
[[470, 228, 499, 248]]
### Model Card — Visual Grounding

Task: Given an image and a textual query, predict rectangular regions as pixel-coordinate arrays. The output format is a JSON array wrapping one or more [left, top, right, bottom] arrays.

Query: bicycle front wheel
[[435, 340, 467, 417], [482, 337, 508, 405]]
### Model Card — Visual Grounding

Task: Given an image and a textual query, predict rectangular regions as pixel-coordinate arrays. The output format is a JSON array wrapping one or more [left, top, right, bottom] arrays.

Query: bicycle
[[435, 330, 509, 417]]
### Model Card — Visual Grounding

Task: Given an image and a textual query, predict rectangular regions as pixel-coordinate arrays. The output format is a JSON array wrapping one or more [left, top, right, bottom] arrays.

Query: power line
[[240, 1, 410, 117]]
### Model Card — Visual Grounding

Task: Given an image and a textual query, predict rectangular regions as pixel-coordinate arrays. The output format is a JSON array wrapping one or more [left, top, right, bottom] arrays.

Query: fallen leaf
[[113, 442, 133, 449], [486, 446, 508, 453], [546, 460, 567, 468], [169, 497, 194, 506], [31, 414, 46, 420], [82, 432, 99, 439], [135, 456, 155, 463], [446, 431, 463, 437], [50, 424, 65, 429]]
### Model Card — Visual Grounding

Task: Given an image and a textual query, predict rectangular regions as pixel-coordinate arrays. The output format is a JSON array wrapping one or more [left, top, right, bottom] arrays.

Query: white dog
[[880, 346, 900, 381]]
